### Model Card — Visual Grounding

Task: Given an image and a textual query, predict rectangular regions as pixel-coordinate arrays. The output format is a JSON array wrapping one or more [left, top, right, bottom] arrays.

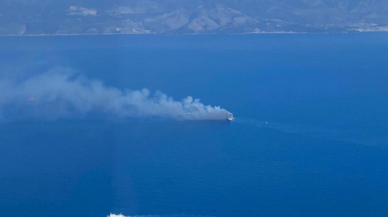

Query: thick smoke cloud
[[0, 69, 229, 120]]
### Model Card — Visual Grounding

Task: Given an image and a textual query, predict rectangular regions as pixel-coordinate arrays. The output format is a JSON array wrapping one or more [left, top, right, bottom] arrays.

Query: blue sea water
[[1, 33, 388, 217]]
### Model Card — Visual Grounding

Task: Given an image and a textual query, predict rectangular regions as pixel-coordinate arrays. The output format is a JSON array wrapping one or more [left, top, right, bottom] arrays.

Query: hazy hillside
[[1, 0, 388, 35]]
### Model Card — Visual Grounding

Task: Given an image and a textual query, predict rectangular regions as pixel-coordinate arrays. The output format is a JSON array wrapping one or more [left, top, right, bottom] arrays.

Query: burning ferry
[[227, 113, 235, 121]]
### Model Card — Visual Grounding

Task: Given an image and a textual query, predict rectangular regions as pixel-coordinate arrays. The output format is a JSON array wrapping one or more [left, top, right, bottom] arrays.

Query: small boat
[[227, 113, 235, 121], [108, 214, 126, 217]]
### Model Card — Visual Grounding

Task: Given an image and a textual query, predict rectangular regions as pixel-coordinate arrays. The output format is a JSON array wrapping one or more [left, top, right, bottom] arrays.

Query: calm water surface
[[1, 34, 388, 217]]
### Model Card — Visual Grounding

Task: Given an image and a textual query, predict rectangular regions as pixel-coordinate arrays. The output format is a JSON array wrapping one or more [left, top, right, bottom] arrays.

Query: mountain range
[[1, 0, 388, 35]]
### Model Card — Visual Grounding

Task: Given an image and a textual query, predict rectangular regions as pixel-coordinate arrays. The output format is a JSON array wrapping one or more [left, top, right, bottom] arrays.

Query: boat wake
[[108, 214, 215, 217], [233, 117, 268, 127]]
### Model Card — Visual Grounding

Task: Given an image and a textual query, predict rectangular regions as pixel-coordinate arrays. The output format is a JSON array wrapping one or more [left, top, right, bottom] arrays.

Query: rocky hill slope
[[1, 0, 388, 35]]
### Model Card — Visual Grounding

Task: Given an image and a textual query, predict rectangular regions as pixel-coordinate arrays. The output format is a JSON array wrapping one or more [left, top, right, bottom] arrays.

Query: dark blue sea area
[[1, 33, 388, 217]]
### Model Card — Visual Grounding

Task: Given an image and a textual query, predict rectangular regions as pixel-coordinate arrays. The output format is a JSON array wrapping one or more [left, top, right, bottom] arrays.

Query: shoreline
[[0, 31, 387, 37]]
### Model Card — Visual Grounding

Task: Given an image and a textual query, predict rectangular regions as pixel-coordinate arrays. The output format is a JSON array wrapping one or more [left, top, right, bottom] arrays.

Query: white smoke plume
[[0, 69, 229, 121]]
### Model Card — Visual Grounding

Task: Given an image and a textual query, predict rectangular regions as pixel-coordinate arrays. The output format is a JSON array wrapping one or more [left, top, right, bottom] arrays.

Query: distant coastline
[[1, 30, 388, 37]]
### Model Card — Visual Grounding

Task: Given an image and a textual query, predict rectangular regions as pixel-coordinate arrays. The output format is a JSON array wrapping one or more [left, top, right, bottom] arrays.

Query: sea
[[1, 33, 388, 217]]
